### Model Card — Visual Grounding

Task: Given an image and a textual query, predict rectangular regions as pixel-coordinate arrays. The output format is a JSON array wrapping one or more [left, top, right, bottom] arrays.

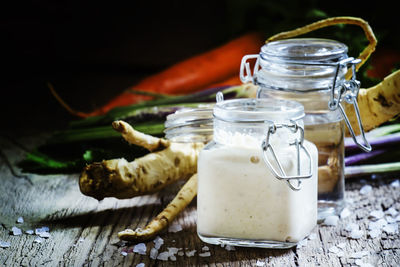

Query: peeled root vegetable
[[79, 121, 203, 200], [118, 174, 198, 241], [345, 70, 400, 136]]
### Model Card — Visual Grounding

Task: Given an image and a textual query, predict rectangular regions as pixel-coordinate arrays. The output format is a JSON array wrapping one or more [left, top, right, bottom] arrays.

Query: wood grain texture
[[0, 137, 399, 266]]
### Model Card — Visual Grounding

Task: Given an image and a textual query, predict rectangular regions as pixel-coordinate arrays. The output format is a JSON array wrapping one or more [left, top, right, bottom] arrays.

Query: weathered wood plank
[[0, 136, 399, 266]]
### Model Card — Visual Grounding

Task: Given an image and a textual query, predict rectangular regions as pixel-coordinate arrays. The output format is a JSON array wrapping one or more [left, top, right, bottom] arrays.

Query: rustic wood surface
[[0, 136, 399, 267]]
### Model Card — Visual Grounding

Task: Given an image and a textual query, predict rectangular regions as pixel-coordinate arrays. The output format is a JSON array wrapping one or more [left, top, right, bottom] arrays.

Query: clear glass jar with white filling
[[197, 98, 318, 249], [240, 38, 371, 220]]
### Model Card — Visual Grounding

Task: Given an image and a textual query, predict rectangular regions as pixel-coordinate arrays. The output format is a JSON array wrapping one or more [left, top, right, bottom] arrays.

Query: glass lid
[[260, 38, 348, 63]]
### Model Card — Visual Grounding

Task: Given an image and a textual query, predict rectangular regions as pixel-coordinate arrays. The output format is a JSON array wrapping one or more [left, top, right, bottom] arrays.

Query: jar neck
[[213, 118, 304, 146]]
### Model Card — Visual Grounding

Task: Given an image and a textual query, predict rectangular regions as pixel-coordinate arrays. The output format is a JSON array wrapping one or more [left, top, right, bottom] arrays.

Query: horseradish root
[[79, 121, 203, 200], [345, 70, 400, 135], [118, 174, 198, 241]]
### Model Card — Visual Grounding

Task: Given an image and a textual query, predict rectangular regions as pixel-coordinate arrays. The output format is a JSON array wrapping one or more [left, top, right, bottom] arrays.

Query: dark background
[[2, 0, 399, 134]]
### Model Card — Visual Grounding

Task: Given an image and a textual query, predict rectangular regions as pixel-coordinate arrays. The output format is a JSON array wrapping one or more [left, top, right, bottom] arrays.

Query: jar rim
[[261, 38, 348, 63], [214, 98, 305, 123]]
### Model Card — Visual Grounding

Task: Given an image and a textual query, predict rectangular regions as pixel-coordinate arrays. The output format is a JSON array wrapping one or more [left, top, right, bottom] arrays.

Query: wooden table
[[1, 135, 399, 267]]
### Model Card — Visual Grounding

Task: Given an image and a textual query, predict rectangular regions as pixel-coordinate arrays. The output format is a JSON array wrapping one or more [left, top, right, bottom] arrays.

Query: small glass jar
[[196, 98, 318, 248], [240, 38, 371, 220]]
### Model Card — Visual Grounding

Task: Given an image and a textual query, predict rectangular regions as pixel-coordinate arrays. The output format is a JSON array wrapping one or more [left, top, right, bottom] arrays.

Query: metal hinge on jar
[[261, 121, 313, 191]]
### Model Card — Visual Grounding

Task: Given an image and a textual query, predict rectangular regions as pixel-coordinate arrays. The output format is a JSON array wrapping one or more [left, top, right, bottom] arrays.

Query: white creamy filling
[[197, 135, 318, 243]]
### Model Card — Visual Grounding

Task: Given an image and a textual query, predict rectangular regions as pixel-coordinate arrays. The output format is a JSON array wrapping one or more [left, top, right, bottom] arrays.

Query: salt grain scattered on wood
[[322, 215, 339, 226], [16, 217, 24, 224], [11, 226, 22, 236], [185, 250, 196, 257], [369, 210, 385, 220], [199, 251, 211, 257], [25, 230, 34, 235], [136, 263, 145, 267], [256, 260, 265, 266], [340, 207, 351, 219], [350, 250, 369, 259], [153, 236, 164, 250], [156, 251, 170, 261], [133, 243, 147, 255], [390, 179, 399, 187], [359, 185, 372, 195], [0, 241, 11, 248], [168, 222, 182, 233], [349, 229, 364, 239], [33, 237, 43, 243], [149, 248, 158, 259]]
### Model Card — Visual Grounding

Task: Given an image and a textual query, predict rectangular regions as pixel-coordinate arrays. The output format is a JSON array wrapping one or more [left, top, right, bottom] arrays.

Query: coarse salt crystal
[[323, 215, 340, 226], [169, 255, 177, 261], [25, 230, 34, 235], [337, 242, 346, 249], [386, 216, 396, 223], [136, 263, 145, 267], [38, 232, 51, 238], [157, 251, 170, 261], [359, 185, 372, 195], [349, 229, 364, 239], [336, 251, 345, 257], [350, 251, 369, 259], [225, 245, 235, 251], [0, 241, 11, 248], [199, 251, 211, 257], [256, 260, 265, 266], [369, 210, 385, 220], [185, 250, 196, 257], [168, 223, 182, 233], [308, 233, 317, 240], [11, 226, 22, 236], [167, 247, 180, 255], [133, 243, 147, 255], [355, 259, 374, 267], [121, 251, 128, 256], [296, 238, 308, 248], [344, 223, 359, 232], [177, 251, 184, 256], [33, 237, 43, 243], [390, 180, 399, 187], [16, 217, 24, 224], [387, 207, 398, 217], [153, 236, 164, 250], [202, 245, 209, 251], [328, 245, 340, 254], [368, 228, 381, 238], [340, 208, 351, 219], [149, 248, 158, 260], [368, 218, 387, 230], [382, 223, 398, 234], [35, 227, 49, 235]]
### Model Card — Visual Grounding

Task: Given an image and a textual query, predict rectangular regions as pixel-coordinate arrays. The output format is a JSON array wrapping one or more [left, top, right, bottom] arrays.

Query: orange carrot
[[72, 32, 264, 117]]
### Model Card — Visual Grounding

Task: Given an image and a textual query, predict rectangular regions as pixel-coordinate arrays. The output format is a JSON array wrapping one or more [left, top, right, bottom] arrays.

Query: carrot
[[72, 32, 264, 117]]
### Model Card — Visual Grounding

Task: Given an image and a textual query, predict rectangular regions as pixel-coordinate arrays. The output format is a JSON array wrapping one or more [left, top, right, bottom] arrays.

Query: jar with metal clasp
[[240, 38, 371, 220], [196, 94, 318, 248]]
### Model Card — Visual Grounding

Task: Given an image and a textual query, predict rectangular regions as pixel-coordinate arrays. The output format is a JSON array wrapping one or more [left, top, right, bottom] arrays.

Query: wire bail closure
[[261, 121, 313, 191], [328, 57, 372, 152], [240, 54, 260, 84]]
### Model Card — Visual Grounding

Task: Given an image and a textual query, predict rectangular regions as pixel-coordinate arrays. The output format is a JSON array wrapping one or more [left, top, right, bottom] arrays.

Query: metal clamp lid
[[328, 57, 372, 152], [261, 120, 313, 191]]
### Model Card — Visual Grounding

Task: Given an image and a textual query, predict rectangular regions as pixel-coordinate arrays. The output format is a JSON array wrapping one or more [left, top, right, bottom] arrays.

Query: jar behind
[[244, 38, 350, 220], [196, 98, 318, 248]]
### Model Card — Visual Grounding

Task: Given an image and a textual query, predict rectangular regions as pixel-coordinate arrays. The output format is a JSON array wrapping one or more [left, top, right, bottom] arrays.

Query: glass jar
[[240, 38, 371, 220], [196, 97, 318, 248]]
